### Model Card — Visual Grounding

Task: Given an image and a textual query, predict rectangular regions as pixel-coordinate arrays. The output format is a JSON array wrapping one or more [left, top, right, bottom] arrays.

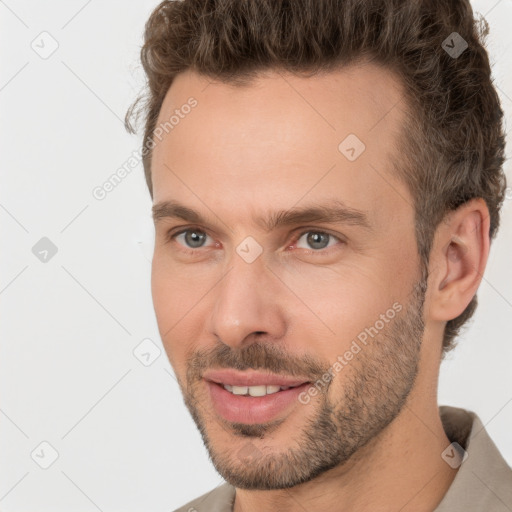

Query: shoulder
[[173, 482, 236, 512]]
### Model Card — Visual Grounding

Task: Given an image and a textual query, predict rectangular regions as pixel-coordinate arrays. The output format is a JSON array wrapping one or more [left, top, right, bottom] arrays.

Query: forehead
[[151, 63, 413, 233]]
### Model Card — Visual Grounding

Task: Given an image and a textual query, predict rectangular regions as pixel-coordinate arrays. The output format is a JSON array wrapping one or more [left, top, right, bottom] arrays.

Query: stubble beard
[[179, 276, 427, 490]]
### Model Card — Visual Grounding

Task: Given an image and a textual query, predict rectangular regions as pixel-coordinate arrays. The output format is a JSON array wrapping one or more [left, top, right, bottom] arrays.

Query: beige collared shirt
[[174, 405, 512, 511]]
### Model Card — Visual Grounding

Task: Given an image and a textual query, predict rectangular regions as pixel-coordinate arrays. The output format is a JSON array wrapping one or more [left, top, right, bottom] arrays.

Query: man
[[125, 0, 512, 510]]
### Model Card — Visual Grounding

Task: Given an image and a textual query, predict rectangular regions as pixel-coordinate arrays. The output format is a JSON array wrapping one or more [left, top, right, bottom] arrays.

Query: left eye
[[295, 231, 340, 250]]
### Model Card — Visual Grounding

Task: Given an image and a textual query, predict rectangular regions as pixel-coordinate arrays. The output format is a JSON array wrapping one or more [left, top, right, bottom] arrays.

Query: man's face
[[151, 65, 427, 489]]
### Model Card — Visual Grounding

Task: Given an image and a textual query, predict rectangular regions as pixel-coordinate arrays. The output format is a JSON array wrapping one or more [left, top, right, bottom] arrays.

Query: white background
[[1, 1, 511, 510]]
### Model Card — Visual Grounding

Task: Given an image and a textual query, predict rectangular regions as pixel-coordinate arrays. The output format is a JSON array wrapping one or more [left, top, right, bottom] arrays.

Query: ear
[[428, 198, 490, 322]]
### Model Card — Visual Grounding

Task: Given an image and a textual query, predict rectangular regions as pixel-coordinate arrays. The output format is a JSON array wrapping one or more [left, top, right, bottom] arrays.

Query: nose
[[209, 252, 287, 349]]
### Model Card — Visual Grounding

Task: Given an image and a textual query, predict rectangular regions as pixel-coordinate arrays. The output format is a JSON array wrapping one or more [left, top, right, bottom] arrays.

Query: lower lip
[[206, 380, 311, 424]]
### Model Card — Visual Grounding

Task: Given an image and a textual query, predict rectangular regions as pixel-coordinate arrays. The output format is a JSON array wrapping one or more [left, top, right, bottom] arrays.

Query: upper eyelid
[[294, 229, 343, 243], [171, 227, 215, 241]]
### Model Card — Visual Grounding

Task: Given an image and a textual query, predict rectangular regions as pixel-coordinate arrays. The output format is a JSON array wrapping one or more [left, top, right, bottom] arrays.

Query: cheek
[[150, 257, 198, 369], [151, 252, 208, 321], [289, 262, 406, 355], [151, 256, 176, 326]]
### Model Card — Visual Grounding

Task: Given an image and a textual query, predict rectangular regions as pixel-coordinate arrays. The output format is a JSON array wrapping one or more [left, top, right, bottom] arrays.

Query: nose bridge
[[210, 250, 286, 347]]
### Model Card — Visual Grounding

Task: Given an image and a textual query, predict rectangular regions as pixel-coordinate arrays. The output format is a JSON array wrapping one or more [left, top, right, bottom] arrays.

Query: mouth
[[202, 369, 312, 424]]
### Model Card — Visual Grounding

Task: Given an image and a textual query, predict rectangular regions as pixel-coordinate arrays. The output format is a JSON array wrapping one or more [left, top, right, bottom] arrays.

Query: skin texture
[[150, 64, 490, 512]]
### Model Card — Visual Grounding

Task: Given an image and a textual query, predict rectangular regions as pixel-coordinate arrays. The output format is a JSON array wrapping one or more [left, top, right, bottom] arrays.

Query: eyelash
[[165, 226, 344, 256]]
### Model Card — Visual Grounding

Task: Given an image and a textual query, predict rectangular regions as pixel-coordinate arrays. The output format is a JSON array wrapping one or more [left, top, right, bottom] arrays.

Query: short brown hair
[[125, 0, 507, 357]]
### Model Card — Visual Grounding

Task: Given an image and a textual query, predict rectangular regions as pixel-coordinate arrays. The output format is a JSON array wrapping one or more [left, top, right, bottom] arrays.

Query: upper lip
[[203, 369, 310, 387]]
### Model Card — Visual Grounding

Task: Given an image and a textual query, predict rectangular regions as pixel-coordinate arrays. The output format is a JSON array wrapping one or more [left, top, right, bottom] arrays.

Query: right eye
[[167, 228, 217, 251]]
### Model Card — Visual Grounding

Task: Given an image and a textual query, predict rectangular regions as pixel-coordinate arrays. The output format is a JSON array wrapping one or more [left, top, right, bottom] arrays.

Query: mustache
[[186, 341, 329, 383]]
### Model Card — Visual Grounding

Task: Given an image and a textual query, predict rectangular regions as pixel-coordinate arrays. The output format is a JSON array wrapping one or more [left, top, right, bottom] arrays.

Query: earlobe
[[430, 199, 490, 322]]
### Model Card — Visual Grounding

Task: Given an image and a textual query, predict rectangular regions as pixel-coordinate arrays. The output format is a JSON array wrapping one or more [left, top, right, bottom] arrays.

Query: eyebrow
[[152, 199, 373, 233]]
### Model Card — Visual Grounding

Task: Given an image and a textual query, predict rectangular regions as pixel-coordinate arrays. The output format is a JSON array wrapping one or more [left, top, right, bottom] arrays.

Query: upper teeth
[[223, 384, 296, 396]]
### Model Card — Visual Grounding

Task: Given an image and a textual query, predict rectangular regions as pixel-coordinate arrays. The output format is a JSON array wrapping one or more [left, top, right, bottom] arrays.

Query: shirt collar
[[434, 405, 512, 511]]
